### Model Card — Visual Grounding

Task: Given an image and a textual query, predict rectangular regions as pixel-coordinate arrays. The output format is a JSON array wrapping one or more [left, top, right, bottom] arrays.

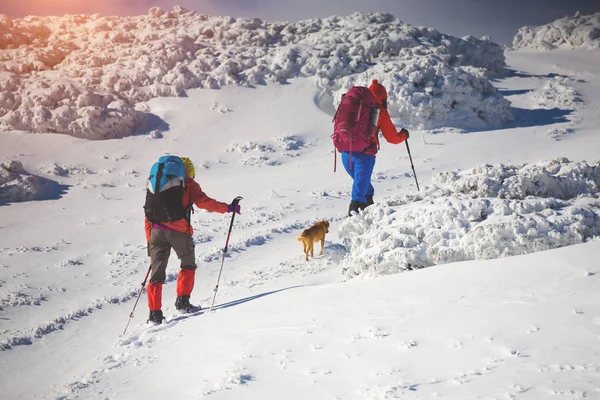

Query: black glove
[[399, 128, 410, 139]]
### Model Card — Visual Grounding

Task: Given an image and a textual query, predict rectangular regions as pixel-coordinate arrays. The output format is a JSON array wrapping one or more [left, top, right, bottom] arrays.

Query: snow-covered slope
[[7, 242, 600, 400], [1, 9, 600, 400], [512, 12, 600, 50], [0, 7, 512, 138]]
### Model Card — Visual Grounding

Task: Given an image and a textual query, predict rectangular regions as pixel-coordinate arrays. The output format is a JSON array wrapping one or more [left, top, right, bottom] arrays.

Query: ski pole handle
[[231, 196, 242, 206], [224, 196, 242, 252]]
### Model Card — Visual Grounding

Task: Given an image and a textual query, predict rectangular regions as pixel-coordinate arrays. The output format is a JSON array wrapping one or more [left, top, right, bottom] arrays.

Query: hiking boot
[[348, 201, 366, 216], [147, 310, 165, 325], [365, 195, 374, 207], [175, 295, 202, 313]]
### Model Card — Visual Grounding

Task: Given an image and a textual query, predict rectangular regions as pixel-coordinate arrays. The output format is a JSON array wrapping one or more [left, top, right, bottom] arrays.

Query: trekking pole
[[122, 265, 152, 335], [404, 139, 420, 191], [208, 196, 243, 314]]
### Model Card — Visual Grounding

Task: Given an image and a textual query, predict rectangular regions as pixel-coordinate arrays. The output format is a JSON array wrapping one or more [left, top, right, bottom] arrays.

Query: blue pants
[[341, 152, 375, 203]]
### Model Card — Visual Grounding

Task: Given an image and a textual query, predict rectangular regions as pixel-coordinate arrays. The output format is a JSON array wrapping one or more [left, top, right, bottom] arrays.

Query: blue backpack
[[143, 156, 190, 223]]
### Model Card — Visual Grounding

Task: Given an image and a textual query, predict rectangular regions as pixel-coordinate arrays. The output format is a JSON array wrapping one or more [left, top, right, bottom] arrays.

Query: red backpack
[[331, 86, 380, 170]]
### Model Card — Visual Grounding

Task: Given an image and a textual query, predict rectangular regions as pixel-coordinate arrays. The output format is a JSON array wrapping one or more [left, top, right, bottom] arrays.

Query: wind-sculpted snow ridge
[[512, 12, 600, 50], [340, 158, 600, 279], [0, 7, 511, 138]]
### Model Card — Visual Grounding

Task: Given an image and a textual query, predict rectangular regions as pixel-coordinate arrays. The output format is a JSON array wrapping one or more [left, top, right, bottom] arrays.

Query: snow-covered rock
[[340, 158, 600, 278], [0, 160, 60, 202], [512, 12, 600, 50], [0, 8, 513, 138]]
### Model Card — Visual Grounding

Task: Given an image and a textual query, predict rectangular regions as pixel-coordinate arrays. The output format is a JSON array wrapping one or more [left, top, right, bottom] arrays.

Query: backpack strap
[[356, 98, 363, 122], [186, 202, 194, 236], [154, 162, 164, 193], [331, 93, 345, 123]]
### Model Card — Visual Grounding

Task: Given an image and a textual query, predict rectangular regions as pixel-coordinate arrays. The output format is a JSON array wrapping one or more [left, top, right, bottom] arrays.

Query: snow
[[341, 158, 600, 278], [1, 8, 511, 138], [0, 159, 67, 202], [512, 12, 600, 51], [0, 9, 600, 400]]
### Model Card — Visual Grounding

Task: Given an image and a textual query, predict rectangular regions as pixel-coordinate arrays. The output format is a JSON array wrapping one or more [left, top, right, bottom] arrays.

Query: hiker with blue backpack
[[142, 156, 241, 325], [332, 79, 410, 216]]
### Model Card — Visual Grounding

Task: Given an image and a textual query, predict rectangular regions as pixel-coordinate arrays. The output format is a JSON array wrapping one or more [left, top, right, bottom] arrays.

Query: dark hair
[[381, 99, 387, 109]]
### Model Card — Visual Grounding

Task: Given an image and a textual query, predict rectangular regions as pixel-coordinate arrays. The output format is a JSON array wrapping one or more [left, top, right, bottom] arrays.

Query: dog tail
[[297, 236, 306, 242]]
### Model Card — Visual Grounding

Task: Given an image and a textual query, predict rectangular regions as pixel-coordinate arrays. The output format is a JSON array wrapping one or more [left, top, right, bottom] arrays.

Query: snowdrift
[[512, 12, 600, 50], [340, 158, 600, 278], [0, 160, 66, 203], [0, 7, 512, 138]]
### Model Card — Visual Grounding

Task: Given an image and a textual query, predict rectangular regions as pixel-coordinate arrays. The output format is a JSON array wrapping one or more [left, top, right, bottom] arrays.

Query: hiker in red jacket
[[144, 157, 240, 324], [342, 80, 409, 215]]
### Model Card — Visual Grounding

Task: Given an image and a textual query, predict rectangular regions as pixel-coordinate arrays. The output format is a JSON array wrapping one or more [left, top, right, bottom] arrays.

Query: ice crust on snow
[[340, 158, 600, 278], [0, 8, 512, 138], [512, 12, 600, 50]]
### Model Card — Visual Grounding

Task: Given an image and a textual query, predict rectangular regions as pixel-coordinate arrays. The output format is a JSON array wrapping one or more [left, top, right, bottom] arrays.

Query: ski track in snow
[[47, 202, 600, 400], [0, 208, 348, 350], [2, 154, 599, 397], [2, 156, 599, 352]]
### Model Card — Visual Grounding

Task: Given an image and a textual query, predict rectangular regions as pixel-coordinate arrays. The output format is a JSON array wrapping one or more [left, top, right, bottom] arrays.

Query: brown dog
[[297, 220, 330, 261]]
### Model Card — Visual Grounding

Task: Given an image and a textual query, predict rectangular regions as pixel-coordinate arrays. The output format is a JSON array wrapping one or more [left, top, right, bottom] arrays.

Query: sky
[[1, 0, 600, 45], [1, 9, 600, 399]]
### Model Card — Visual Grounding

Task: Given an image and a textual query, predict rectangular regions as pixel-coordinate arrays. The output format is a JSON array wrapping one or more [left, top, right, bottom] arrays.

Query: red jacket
[[144, 178, 228, 241], [364, 105, 407, 155]]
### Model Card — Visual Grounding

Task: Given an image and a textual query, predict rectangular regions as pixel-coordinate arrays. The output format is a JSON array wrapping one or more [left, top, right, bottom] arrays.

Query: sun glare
[[15, 0, 124, 17]]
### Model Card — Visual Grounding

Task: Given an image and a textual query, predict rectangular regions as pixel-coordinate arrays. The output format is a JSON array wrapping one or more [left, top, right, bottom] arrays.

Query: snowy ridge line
[[0, 8, 511, 138], [512, 12, 600, 50], [341, 158, 600, 278]]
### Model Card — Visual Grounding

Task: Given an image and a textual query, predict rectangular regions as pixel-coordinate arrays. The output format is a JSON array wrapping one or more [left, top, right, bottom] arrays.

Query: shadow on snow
[[497, 88, 532, 96], [509, 107, 573, 128], [0, 177, 70, 207], [213, 285, 303, 311], [166, 286, 303, 324], [133, 112, 170, 136], [494, 68, 570, 80]]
